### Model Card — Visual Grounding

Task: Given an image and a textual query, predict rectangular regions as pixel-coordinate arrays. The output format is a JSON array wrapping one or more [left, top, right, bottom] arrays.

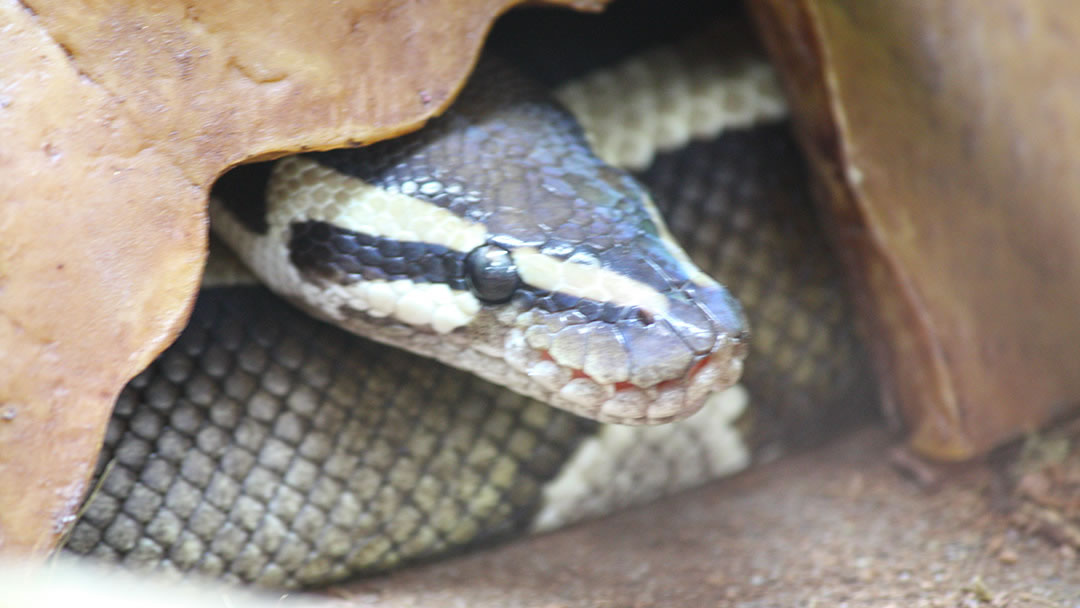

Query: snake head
[[210, 57, 749, 425], [452, 163, 750, 424]]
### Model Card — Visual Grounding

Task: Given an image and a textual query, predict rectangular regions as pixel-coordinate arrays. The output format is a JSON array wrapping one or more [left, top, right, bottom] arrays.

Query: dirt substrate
[[331, 427, 1080, 607]]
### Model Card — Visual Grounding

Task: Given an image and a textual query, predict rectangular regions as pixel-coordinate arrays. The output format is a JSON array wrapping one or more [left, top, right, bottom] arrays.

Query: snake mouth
[[562, 356, 710, 393], [533, 341, 746, 425]]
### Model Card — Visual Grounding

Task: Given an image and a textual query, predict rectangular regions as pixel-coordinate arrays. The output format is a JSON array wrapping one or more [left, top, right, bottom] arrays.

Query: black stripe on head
[[289, 221, 468, 290], [210, 162, 275, 235], [290, 220, 660, 329], [528, 289, 653, 326]]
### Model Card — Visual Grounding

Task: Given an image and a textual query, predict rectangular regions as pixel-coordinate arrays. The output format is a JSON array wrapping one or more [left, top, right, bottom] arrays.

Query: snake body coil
[[62, 16, 875, 588]]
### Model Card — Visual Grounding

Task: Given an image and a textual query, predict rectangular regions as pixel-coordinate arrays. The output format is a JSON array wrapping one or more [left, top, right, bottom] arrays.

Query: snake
[[59, 8, 876, 589]]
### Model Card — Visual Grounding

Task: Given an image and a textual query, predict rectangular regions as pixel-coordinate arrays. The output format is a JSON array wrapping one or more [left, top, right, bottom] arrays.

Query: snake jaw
[[499, 295, 749, 425], [541, 335, 748, 425]]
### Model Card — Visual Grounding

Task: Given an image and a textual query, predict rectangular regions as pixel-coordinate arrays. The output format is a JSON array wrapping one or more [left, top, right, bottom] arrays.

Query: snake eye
[[466, 244, 519, 303]]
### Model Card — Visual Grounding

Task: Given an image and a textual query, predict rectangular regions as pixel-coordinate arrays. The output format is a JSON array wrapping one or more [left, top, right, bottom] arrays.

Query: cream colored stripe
[[532, 385, 750, 532], [298, 278, 481, 334], [511, 247, 670, 315], [555, 34, 786, 171], [268, 156, 488, 253], [557, 38, 777, 290]]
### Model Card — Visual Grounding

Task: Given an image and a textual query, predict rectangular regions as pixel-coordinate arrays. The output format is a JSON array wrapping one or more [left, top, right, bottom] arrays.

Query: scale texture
[[62, 13, 875, 587]]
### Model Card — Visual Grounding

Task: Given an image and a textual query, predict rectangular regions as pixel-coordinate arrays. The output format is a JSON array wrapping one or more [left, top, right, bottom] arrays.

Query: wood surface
[[750, 1, 1080, 459]]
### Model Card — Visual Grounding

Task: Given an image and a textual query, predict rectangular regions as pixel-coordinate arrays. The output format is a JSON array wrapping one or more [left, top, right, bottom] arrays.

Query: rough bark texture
[[0, 0, 603, 559], [748, 1, 1080, 459]]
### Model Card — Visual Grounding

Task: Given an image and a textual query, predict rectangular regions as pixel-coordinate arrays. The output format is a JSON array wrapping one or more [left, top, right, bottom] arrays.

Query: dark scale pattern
[[288, 215, 658, 328], [62, 122, 877, 587], [65, 120, 877, 588], [289, 220, 468, 290], [640, 123, 879, 451], [307, 57, 656, 259], [62, 288, 594, 587], [64, 0, 878, 576], [532, 289, 645, 325], [306, 58, 746, 367]]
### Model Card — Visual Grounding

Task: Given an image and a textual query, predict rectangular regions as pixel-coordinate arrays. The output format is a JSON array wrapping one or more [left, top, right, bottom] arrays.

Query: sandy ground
[[328, 426, 1080, 607]]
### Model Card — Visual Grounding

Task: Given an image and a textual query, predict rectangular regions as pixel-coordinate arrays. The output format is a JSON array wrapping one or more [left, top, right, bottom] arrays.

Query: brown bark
[[0, 0, 603, 558], [749, 1, 1080, 459]]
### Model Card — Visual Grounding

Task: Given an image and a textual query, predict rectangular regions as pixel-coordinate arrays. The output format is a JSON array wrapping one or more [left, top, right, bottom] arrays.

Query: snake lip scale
[[210, 57, 750, 426]]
